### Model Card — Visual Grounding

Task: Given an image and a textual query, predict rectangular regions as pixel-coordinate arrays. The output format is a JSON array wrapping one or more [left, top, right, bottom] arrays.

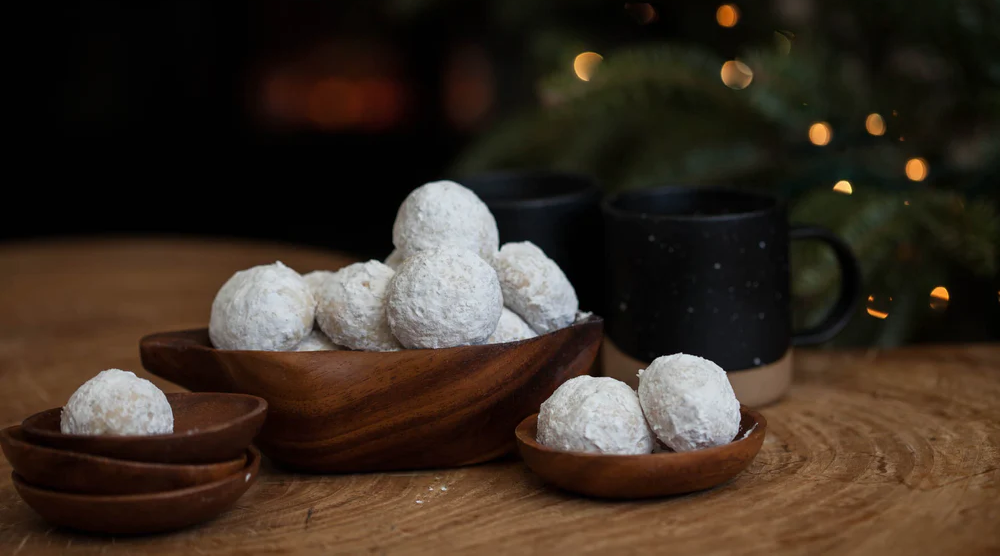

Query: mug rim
[[602, 186, 783, 222], [459, 169, 602, 210]]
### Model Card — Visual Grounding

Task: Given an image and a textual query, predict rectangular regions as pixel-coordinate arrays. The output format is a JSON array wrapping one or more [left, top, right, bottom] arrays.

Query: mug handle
[[789, 225, 862, 345]]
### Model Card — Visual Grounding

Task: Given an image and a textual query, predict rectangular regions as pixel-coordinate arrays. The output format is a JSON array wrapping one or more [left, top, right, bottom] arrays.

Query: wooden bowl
[[139, 316, 604, 473], [20, 392, 267, 464], [1, 425, 246, 495], [11, 447, 260, 535], [514, 406, 766, 499]]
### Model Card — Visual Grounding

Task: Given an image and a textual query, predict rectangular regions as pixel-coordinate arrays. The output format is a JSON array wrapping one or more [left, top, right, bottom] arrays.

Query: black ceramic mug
[[601, 187, 860, 406], [462, 170, 606, 317]]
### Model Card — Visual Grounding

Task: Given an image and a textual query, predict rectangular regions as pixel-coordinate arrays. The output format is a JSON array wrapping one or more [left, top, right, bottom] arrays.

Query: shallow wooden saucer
[[12, 447, 260, 535], [1, 425, 246, 495], [515, 405, 766, 499], [20, 392, 267, 464]]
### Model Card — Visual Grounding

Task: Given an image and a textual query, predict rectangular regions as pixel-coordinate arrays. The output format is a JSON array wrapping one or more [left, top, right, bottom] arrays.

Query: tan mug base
[[601, 338, 793, 407]]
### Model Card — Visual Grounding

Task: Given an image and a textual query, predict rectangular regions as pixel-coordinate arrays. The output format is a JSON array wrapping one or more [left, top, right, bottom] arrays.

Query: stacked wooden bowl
[[0, 392, 267, 535]]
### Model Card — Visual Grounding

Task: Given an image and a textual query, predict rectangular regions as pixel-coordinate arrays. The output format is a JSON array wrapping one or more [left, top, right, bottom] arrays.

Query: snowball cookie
[[209, 261, 315, 350], [487, 307, 538, 344], [638, 353, 741, 452], [387, 247, 502, 348], [493, 241, 578, 334], [384, 249, 405, 270], [210, 261, 315, 351], [61, 369, 173, 436], [315, 260, 401, 352], [303, 270, 338, 300], [537, 375, 654, 455], [293, 328, 341, 351], [392, 180, 499, 261]]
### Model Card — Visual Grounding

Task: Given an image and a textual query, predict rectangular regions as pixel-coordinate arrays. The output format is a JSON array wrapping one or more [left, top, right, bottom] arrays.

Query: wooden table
[[1, 238, 998, 555]]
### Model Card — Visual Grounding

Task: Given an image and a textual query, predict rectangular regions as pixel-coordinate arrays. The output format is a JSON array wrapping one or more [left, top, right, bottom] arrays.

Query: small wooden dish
[[20, 392, 267, 464], [1, 425, 246, 495], [514, 406, 766, 499], [139, 316, 604, 473], [12, 446, 260, 536]]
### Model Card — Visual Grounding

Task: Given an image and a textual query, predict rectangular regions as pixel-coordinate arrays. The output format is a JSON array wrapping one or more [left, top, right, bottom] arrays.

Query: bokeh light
[[774, 31, 792, 55], [720, 60, 753, 89], [905, 157, 929, 181], [929, 286, 950, 311], [866, 294, 890, 319], [808, 122, 832, 146], [865, 113, 886, 136], [574, 52, 603, 82], [624, 3, 658, 25], [716, 4, 740, 27], [833, 180, 853, 195]]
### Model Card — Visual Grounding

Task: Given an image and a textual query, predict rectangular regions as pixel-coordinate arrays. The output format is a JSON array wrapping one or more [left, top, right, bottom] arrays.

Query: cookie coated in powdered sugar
[[315, 260, 401, 352], [387, 247, 502, 349], [637, 353, 740, 452], [209, 261, 315, 351], [537, 376, 654, 455], [303, 270, 338, 301], [493, 241, 578, 334], [293, 328, 341, 351], [383, 249, 405, 270], [487, 307, 538, 344], [391, 180, 499, 262], [61, 369, 174, 436]]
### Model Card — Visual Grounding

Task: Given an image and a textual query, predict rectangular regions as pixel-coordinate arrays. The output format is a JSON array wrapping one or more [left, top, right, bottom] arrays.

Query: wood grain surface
[[1, 238, 998, 555]]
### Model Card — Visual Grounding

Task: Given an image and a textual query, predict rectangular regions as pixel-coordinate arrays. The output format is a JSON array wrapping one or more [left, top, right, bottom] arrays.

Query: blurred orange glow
[[716, 4, 740, 27], [929, 286, 949, 311], [866, 295, 889, 319], [444, 45, 495, 130], [906, 158, 928, 181], [865, 113, 885, 136], [574, 52, 603, 81], [721, 60, 753, 89], [833, 180, 853, 194], [809, 122, 832, 146]]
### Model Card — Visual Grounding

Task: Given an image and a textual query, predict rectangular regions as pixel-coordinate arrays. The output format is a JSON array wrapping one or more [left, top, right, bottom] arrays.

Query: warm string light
[[808, 122, 832, 146], [906, 157, 929, 181], [573, 52, 603, 82], [624, 3, 658, 25], [929, 286, 950, 311], [866, 295, 891, 319], [833, 180, 853, 195], [716, 4, 740, 27], [865, 113, 886, 136], [720, 60, 753, 89]]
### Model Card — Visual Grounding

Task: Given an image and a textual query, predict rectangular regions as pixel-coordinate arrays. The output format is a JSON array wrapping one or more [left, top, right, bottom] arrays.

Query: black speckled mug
[[601, 187, 860, 406]]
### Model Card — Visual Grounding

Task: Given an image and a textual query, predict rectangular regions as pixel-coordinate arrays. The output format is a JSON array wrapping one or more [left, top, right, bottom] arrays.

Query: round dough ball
[[493, 241, 578, 334], [392, 180, 499, 261], [387, 247, 502, 349], [487, 307, 538, 344], [638, 353, 740, 452], [384, 249, 405, 270], [315, 260, 401, 352], [61, 369, 173, 436], [303, 270, 338, 301], [537, 375, 654, 455], [210, 261, 315, 351], [293, 328, 341, 351]]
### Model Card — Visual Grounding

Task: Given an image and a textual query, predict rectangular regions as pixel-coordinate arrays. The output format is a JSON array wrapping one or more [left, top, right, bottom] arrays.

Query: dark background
[[6, 1, 998, 345]]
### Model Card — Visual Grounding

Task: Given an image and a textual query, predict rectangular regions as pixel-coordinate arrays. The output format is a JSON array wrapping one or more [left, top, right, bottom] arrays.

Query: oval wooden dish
[[0, 425, 246, 495], [514, 406, 766, 499], [139, 316, 604, 473], [12, 447, 261, 535], [20, 392, 267, 464]]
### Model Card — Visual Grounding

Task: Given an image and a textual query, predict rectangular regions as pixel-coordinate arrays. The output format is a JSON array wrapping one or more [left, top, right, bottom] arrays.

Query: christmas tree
[[390, 0, 999, 346]]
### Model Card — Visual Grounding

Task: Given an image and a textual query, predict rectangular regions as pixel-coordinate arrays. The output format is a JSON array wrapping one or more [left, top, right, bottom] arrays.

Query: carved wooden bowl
[[515, 405, 766, 499], [139, 316, 603, 473]]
